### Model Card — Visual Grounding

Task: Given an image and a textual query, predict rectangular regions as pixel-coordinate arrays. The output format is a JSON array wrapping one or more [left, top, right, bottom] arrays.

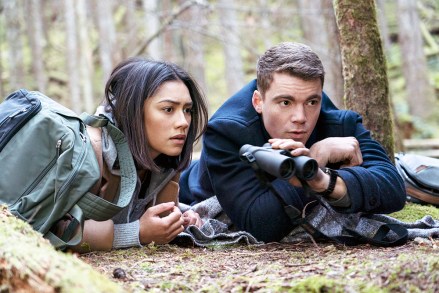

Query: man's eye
[[307, 100, 319, 106], [282, 101, 290, 106]]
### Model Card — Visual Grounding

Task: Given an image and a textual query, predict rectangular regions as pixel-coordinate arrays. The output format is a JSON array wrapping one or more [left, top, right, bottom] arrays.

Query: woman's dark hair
[[104, 57, 208, 172]]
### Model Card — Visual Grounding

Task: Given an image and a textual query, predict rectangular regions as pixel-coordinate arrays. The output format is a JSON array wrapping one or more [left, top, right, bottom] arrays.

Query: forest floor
[[80, 203, 439, 293]]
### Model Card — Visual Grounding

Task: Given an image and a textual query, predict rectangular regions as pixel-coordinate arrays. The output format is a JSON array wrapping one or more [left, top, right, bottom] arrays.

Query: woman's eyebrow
[[157, 99, 193, 106]]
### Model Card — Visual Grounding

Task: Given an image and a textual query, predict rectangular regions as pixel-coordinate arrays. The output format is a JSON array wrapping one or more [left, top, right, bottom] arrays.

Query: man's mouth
[[287, 130, 307, 140], [289, 130, 306, 135]]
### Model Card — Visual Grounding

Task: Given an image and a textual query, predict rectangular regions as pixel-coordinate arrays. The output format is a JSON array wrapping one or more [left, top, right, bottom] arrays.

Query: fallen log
[[0, 205, 124, 293]]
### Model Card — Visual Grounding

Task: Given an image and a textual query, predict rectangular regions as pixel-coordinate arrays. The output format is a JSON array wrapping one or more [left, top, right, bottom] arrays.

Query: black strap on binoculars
[[247, 162, 325, 240], [249, 162, 407, 247]]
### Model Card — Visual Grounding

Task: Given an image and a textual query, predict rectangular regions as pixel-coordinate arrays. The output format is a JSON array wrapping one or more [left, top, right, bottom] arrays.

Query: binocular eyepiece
[[239, 143, 318, 181]]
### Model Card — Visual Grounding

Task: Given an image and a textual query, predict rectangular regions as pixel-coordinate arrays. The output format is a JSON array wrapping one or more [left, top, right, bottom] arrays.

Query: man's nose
[[291, 106, 306, 123]]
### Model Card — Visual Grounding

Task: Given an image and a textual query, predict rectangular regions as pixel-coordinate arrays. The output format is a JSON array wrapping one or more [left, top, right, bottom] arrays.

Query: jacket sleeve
[[202, 118, 311, 242], [332, 111, 406, 214]]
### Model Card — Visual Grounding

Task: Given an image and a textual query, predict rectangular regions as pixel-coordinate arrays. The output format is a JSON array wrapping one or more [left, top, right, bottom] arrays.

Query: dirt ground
[[81, 237, 439, 292]]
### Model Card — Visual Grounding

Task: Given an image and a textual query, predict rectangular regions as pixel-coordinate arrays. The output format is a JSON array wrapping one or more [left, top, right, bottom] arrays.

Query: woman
[[77, 57, 208, 252]]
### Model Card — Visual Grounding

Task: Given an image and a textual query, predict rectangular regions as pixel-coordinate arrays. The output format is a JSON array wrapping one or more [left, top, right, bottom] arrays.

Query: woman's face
[[143, 80, 193, 159]]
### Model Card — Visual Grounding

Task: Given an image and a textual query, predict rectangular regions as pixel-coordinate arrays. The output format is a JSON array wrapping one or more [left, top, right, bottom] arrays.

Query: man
[[180, 42, 405, 242]]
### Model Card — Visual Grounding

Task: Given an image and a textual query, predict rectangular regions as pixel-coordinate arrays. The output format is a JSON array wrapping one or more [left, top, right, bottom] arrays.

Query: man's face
[[252, 72, 322, 144]]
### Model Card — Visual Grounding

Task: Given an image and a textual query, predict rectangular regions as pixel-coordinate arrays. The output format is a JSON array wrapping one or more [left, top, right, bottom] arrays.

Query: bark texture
[[334, 0, 395, 160], [0, 206, 124, 293]]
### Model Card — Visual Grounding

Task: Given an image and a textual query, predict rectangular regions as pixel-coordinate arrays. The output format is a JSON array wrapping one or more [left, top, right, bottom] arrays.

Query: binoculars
[[239, 143, 318, 181]]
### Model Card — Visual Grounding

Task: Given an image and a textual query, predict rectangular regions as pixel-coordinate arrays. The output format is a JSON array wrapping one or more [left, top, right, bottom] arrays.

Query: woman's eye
[[164, 107, 172, 113], [184, 108, 193, 114]]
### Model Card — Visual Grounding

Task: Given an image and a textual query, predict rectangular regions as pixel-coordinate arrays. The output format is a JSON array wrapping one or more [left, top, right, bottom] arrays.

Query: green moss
[[390, 202, 439, 222], [281, 276, 385, 293], [1, 206, 125, 293]]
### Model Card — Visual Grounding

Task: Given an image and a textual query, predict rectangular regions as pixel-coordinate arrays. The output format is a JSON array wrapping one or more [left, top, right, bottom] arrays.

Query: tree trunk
[[182, 2, 208, 153], [258, 0, 273, 50], [95, 0, 117, 85], [321, 1, 344, 109], [64, 0, 81, 113], [376, 0, 392, 55], [334, 0, 395, 160], [143, 0, 162, 60], [162, 0, 176, 61], [298, 0, 344, 108], [219, 0, 245, 97], [4, 0, 25, 91], [25, 0, 47, 93], [0, 206, 123, 292], [182, 3, 207, 92], [76, 0, 95, 113], [397, 0, 435, 120], [121, 0, 138, 59]]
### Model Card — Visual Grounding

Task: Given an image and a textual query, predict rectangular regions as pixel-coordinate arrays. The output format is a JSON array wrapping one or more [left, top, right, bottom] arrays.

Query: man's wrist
[[317, 167, 338, 197]]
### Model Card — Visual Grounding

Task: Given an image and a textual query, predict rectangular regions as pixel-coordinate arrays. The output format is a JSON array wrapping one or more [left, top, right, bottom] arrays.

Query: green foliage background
[[0, 0, 438, 137]]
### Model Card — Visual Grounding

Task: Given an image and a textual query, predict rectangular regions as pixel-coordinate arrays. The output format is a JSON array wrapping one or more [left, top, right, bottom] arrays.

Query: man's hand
[[268, 138, 312, 186], [309, 137, 363, 167], [139, 202, 184, 245], [267, 137, 358, 199], [268, 138, 310, 156]]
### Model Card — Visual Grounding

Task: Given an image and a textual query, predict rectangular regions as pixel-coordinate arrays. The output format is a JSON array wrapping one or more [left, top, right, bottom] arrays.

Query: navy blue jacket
[[180, 80, 406, 242]]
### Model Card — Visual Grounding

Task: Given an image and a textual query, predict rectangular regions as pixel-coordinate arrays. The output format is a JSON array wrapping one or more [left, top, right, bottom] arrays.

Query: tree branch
[[132, 0, 207, 57]]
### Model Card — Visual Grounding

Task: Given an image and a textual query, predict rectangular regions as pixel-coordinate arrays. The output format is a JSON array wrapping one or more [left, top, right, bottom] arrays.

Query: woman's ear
[[252, 90, 263, 114]]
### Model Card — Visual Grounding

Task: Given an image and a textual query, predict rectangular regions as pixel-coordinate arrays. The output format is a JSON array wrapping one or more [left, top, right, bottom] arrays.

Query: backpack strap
[[44, 204, 84, 250], [340, 223, 408, 247], [77, 113, 137, 220]]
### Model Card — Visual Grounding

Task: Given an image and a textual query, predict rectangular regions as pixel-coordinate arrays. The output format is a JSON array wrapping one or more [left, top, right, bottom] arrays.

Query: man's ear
[[252, 90, 263, 114]]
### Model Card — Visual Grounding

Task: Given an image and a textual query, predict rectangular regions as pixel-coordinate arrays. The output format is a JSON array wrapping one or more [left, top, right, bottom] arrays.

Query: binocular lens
[[302, 161, 317, 180], [279, 159, 295, 178], [239, 144, 318, 181]]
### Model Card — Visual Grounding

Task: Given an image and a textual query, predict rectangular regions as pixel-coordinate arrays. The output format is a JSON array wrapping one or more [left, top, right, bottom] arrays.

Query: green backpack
[[0, 89, 137, 250]]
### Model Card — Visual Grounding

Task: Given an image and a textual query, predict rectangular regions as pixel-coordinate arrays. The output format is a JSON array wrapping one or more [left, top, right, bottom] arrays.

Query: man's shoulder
[[319, 107, 361, 124], [318, 92, 361, 124], [316, 106, 363, 139]]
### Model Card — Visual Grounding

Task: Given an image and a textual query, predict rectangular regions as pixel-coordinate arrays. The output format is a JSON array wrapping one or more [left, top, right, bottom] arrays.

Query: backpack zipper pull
[[79, 132, 86, 142], [8, 107, 29, 118], [56, 139, 62, 157]]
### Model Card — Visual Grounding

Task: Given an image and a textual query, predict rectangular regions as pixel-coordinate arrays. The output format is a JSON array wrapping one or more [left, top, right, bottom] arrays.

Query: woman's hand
[[138, 202, 184, 245], [182, 210, 203, 228]]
